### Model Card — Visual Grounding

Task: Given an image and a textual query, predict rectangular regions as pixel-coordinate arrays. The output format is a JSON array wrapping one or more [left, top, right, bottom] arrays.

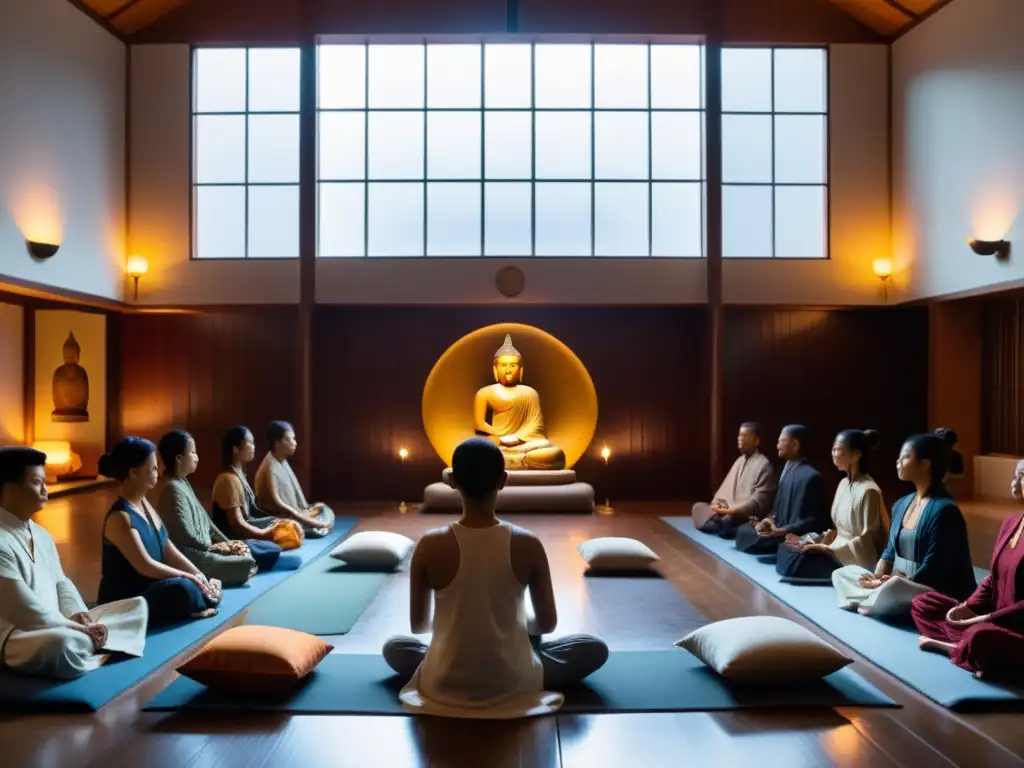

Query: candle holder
[[398, 448, 409, 513], [600, 446, 612, 513]]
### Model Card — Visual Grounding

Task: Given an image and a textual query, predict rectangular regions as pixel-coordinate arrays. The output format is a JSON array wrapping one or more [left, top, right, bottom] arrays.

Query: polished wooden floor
[[3, 492, 1024, 768]]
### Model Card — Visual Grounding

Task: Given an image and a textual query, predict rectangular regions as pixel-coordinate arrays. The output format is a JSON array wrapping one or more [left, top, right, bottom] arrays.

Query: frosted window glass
[[318, 183, 365, 257], [427, 44, 481, 108], [594, 113, 648, 180], [368, 45, 424, 108], [534, 45, 591, 108], [484, 44, 532, 108], [368, 112, 424, 179], [535, 183, 590, 256], [594, 44, 648, 108], [248, 185, 299, 258], [368, 183, 423, 255], [318, 45, 366, 109], [427, 112, 481, 179], [650, 45, 701, 109], [195, 115, 246, 183], [318, 112, 365, 180], [774, 49, 826, 113], [722, 48, 771, 112], [427, 183, 481, 256], [535, 112, 591, 179], [723, 185, 772, 257], [485, 112, 531, 179], [195, 186, 245, 258], [248, 48, 300, 112], [722, 114, 771, 183], [651, 112, 702, 180], [195, 49, 246, 112], [484, 182, 531, 255], [774, 115, 826, 184], [594, 183, 648, 256], [775, 186, 826, 258], [652, 183, 702, 257], [247, 114, 300, 183]]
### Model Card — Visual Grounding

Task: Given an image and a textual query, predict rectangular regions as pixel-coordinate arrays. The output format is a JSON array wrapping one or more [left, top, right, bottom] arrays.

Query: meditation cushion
[[270, 519, 304, 550], [177, 625, 333, 690], [329, 531, 415, 570], [442, 467, 578, 486], [577, 537, 660, 572], [676, 616, 852, 682]]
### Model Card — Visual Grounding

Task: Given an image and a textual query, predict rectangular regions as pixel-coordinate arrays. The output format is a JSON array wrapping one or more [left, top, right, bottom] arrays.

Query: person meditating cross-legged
[[383, 437, 609, 718], [733, 425, 825, 555], [692, 422, 776, 538], [97, 438, 222, 625], [831, 433, 976, 619], [0, 447, 148, 679], [774, 429, 888, 579], [156, 430, 265, 585], [212, 426, 303, 558], [910, 460, 1024, 684], [255, 421, 335, 538]]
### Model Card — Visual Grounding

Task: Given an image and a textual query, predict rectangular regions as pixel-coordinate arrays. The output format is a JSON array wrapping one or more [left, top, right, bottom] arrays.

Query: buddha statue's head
[[62, 332, 81, 365], [493, 334, 523, 387]]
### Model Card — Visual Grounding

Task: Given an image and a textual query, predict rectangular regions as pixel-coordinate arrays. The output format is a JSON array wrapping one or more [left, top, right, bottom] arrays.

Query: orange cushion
[[270, 520, 304, 550], [177, 625, 333, 690]]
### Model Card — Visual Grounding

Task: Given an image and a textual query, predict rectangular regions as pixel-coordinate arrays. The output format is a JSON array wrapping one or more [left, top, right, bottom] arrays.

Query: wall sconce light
[[31, 440, 81, 482], [26, 240, 60, 261], [126, 255, 149, 301], [872, 258, 892, 301], [968, 239, 1011, 261]]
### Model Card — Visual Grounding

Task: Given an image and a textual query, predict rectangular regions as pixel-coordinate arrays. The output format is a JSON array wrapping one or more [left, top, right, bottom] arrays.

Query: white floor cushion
[[329, 531, 415, 570], [577, 537, 659, 571], [676, 616, 852, 682]]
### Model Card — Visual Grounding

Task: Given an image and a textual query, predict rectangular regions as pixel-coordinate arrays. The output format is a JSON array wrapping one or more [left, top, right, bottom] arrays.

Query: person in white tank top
[[382, 438, 608, 719]]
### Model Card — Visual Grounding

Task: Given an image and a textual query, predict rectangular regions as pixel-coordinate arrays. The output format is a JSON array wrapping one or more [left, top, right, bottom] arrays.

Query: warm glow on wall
[[971, 182, 1020, 243], [31, 440, 81, 481], [872, 258, 892, 279], [127, 255, 149, 277], [10, 181, 63, 245]]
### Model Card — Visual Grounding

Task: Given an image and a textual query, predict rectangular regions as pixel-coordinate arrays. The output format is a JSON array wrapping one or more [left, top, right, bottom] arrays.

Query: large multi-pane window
[[191, 43, 828, 261], [721, 47, 828, 259], [316, 42, 705, 258], [192, 47, 301, 259]]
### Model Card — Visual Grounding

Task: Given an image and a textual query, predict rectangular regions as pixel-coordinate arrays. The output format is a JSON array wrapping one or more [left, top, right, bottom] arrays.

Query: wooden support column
[[23, 304, 35, 447], [296, 36, 316, 493], [705, 38, 724, 491]]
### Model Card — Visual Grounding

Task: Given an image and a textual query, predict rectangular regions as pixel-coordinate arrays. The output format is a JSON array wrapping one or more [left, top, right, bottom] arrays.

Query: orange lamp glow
[[872, 259, 892, 280], [601, 446, 611, 461], [398, 447, 409, 461], [126, 255, 149, 277], [31, 441, 80, 482]]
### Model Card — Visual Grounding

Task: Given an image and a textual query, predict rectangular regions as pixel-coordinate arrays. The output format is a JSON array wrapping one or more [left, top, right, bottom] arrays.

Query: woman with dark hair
[[831, 433, 976, 619], [155, 430, 262, 585], [935, 427, 965, 483], [910, 470, 1024, 684], [211, 426, 303, 554], [97, 437, 221, 625], [254, 420, 335, 537], [775, 429, 889, 581]]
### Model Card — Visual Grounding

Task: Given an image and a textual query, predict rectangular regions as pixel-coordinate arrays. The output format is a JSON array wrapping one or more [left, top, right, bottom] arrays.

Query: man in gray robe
[[692, 422, 777, 538]]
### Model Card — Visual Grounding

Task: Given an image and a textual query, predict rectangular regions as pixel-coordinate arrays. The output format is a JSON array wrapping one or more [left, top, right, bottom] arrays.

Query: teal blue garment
[[881, 493, 977, 601]]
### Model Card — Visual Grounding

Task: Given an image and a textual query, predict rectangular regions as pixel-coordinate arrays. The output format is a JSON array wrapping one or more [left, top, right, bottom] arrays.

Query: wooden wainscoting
[[722, 306, 930, 505], [117, 308, 301, 489]]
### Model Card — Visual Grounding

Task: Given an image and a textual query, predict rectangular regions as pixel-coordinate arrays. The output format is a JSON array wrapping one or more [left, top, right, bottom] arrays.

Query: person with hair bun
[[155, 430, 264, 586], [97, 437, 222, 625], [830, 433, 976, 619], [934, 428, 965, 485], [775, 429, 889, 581], [254, 421, 335, 537]]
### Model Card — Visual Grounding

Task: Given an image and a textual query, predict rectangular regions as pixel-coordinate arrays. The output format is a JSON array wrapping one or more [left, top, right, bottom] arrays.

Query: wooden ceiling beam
[[62, 0, 128, 40], [108, 0, 146, 21], [881, 0, 920, 18]]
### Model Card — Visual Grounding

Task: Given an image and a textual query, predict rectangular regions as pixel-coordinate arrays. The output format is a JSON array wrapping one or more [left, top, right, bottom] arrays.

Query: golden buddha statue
[[473, 334, 566, 471], [51, 332, 89, 423]]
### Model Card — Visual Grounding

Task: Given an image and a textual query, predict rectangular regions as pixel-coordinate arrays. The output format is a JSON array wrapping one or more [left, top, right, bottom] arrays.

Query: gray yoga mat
[[143, 650, 896, 714]]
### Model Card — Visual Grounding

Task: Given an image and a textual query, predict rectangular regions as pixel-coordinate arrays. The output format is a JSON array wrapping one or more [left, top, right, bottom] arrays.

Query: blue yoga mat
[[143, 649, 895, 714], [663, 516, 1024, 712], [0, 519, 358, 713]]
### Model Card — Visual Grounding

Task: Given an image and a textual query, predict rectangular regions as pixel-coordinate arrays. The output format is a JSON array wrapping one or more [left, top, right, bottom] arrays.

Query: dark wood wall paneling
[[117, 309, 300, 489], [129, 0, 883, 43], [722, 307, 930, 506], [982, 297, 1024, 456], [311, 306, 708, 502]]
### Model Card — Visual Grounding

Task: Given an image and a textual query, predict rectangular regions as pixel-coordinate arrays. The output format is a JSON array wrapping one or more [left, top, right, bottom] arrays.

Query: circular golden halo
[[421, 323, 598, 469]]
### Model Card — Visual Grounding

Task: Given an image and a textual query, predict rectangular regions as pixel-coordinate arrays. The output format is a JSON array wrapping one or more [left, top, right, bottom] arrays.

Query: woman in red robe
[[910, 505, 1024, 683]]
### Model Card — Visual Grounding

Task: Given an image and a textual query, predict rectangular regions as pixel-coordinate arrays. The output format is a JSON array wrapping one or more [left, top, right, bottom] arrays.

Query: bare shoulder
[[508, 523, 546, 556], [414, 525, 454, 553]]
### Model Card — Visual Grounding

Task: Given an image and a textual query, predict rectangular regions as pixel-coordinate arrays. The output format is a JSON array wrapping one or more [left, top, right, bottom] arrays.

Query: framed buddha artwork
[[33, 309, 107, 478]]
